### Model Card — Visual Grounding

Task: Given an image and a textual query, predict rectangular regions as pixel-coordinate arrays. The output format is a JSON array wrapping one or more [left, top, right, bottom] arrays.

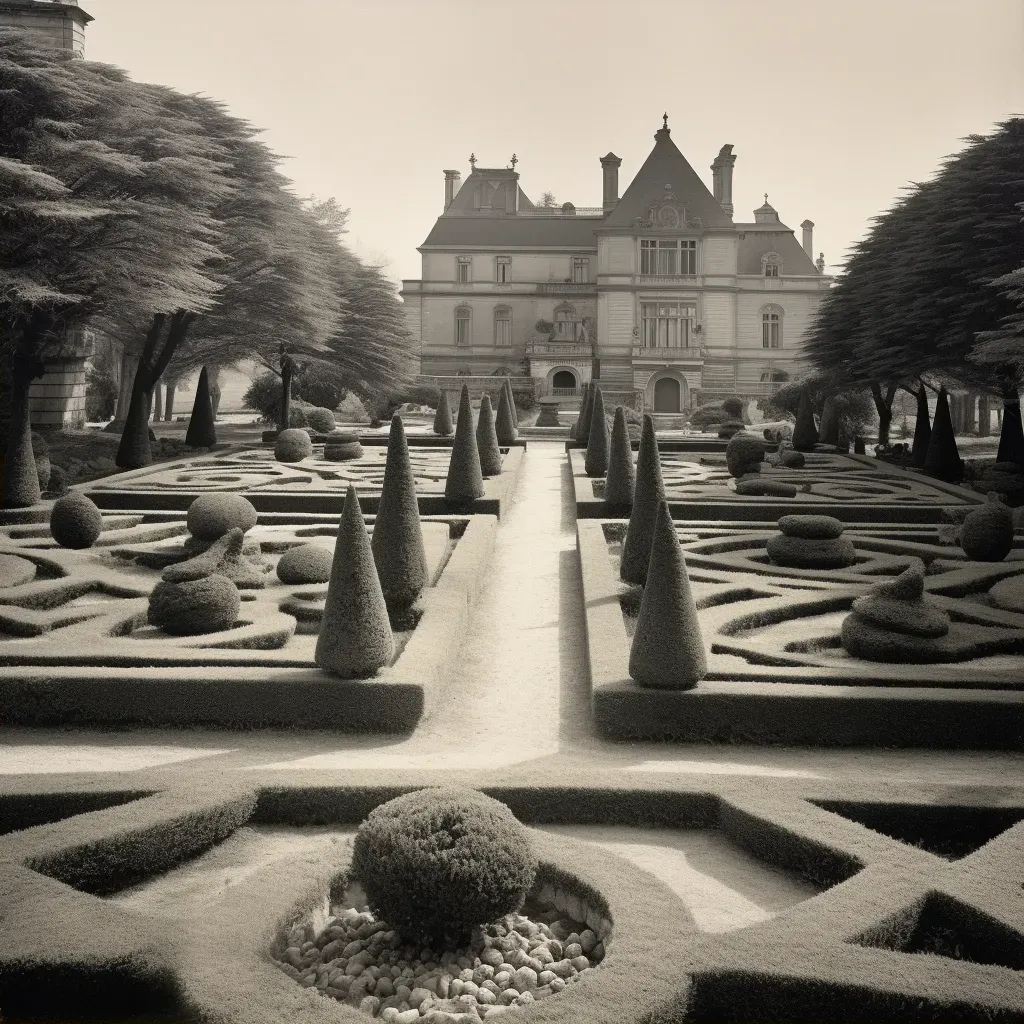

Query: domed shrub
[[287, 403, 310, 428], [960, 502, 1014, 562], [50, 492, 103, 549], [721, 396, 745, 420], [147, 573, 240, 636], [276, 543, 333, 584], [274, 428, 313, 462], [725, 433, 765, 477], [305, 407, 337, 434], [351, 788, 537, 946], [186, 494, 258, 541], [688, 404, 726, 431]]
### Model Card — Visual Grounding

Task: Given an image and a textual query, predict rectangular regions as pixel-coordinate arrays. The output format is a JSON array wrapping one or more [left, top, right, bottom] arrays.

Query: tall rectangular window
[[456, 257, 471, 283], [455, 307, 472, 346], [496, 256, 511, 283], [640, 302, 696, 348], [572, 257, 589, 283], [764, 262, 780, 278], [495, 309, 512, 346], [640, 240, 696, 275], [762, 311, 781, 348]]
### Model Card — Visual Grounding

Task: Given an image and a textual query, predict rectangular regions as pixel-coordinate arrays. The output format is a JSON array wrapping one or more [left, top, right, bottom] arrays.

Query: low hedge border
[[0, 516, 497, 731], [577, 519, 1024, 748], [0, 779, 1022, 1021], [570, 449, 984, 524], [316, 435, 528, 450], [82, 447, 527, 521]]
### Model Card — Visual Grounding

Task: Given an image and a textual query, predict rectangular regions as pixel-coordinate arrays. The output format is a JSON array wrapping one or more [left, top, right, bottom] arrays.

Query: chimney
[[800, 220, 814, 258], [600, 153, 622, 211], [443, 170, 461, 212], [710, 145, 736, 218]]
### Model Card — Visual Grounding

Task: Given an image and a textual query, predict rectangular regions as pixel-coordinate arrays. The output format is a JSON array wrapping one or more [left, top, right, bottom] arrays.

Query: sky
[[84, 0, 1023, 286]]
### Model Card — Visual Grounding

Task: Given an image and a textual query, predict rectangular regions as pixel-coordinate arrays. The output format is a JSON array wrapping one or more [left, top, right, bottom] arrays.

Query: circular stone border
[[170, 824, 697, 1023]]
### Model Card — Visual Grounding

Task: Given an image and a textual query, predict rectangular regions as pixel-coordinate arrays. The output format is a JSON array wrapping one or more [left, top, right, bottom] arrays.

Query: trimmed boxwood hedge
[[0, 789, 154, 837]]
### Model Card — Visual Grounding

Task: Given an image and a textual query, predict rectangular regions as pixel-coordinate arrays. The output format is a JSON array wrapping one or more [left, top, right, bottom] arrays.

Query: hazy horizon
[[85, 0, 1023, 285]]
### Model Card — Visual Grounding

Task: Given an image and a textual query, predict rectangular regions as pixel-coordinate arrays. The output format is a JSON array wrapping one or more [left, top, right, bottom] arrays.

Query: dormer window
[[456, 256, 472, 283], [495, 256, 511, 283], [762, 252, 782, 278]]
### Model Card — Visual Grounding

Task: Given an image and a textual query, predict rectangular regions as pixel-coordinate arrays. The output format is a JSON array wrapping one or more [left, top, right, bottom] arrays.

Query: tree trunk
[[209, 366, 222, 419], [870, 382, 895, 446], [3, 354, 41, 509], [962, 392, 976, 433], [164, 381, 176, 421], [278, 358, 294, 433], [113, 350, 138, 423], [978, 394, 990, 437], [152, 382, 163, 422]]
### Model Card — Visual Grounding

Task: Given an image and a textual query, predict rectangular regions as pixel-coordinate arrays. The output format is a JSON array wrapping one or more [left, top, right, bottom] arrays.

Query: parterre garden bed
[[82, 444, 526, 518], [0, 509, 495, 731], [1, 778, 1022, 1022], [578, 518, 1024, 747]]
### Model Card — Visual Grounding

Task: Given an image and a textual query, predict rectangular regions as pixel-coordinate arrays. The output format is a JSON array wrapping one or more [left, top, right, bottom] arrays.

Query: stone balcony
[[630, 345, 705, 362], [527, 342, 594, 358]]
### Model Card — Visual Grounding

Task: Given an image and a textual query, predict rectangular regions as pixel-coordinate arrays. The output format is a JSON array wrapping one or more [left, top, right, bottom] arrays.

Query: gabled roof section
[[602, 125, 733, 230], [737, 230, 818, 275]]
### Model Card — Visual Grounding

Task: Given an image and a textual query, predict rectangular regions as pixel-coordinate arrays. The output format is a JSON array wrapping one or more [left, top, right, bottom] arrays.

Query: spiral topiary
[[49, 492, 103, 549], [351, 787, 537, 946], [305, 406, 337, 434], [186, 494, 258, 541], [274, 428, 313, 463]]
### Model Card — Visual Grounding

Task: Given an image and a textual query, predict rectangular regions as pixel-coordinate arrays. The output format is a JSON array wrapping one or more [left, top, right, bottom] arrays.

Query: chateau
[[402, 118, 832, 413]]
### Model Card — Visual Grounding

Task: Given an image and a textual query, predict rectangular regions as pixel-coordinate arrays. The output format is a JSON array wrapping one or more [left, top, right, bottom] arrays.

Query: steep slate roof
[[601, 126, 733, 230], [421, 216, 600, 249], [736, 229, 819, 275]]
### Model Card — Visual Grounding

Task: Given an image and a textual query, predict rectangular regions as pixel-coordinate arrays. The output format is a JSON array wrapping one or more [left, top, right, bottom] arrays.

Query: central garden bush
[[351, 788, 537, 947]]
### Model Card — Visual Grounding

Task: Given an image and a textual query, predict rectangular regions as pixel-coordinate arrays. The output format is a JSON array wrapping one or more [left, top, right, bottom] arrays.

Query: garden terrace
[[82, 444, 526, 518], [578, 518, 1024, 747], [570, 449, 986, 523], [0, 776, 1022, 1022], [0, 511, 495, 730]]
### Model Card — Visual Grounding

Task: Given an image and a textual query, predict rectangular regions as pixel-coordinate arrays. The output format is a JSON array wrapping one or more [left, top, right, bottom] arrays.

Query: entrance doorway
[[654, 377, 681, 413], [552, 369, 577, 391]]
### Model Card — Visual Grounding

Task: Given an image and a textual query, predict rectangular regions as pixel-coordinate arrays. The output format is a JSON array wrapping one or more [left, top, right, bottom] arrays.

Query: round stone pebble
[[777, 514, 845, 540]]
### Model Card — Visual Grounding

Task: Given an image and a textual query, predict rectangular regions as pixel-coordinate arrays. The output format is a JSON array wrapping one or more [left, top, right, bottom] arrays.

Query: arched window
[[494, 305, 512, 347], [552, 369, 577, 390], [761, 252, 782, 278], [554, 303, 577, 340], [761, 305, 783, 349], [455, 305, 472, 347]]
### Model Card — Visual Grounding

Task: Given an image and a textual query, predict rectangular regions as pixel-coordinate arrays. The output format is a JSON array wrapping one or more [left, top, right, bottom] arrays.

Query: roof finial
[[663, 112, 669, 130], [510, 153, 518, 170], [764, 193, 768, 204], [469, 152, 477, 171]]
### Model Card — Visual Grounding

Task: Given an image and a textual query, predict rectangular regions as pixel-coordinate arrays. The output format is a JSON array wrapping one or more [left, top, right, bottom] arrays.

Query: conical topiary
[[315, 484, 395, 678], [444, 385, 484, 502], [911, 384, 932, 469], [433, 391, 454, 436], [923, 387, 962, 482], [495, 385, 517, 444], [185, 366, 217, 448], [505, 376, 519, 427], [792, 390, 818, 451], [817, 397, 840, 446], [476, 394, 503, 477], [577, 381, 598, 445], [3, 391, 40, 509], [572, 382, 590, 442], [996, 391, 1024, 467], [629, 500, 707, 690], [604, 406, 635, 511], [371, 415, 429, 610], [620, 414, 666, 586], [584, 386, 610, 477]]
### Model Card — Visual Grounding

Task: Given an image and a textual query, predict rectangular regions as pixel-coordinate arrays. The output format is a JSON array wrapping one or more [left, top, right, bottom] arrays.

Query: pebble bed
[[275, 903, 605, 1021]]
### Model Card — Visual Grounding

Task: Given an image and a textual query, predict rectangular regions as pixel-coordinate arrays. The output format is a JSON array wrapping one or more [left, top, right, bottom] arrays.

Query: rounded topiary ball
[[351, 788, 537, 946], [276, 543, 333, 584], [717, 419, 745, 440], [274, 428, 313, 463], [960, 502, 1014, 562], [147, 574, 240, 636], [186, 494, 258, 541], [49, 492, 103, 549], [306, 407, 337, 434], [725, 433, 766, 477]]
